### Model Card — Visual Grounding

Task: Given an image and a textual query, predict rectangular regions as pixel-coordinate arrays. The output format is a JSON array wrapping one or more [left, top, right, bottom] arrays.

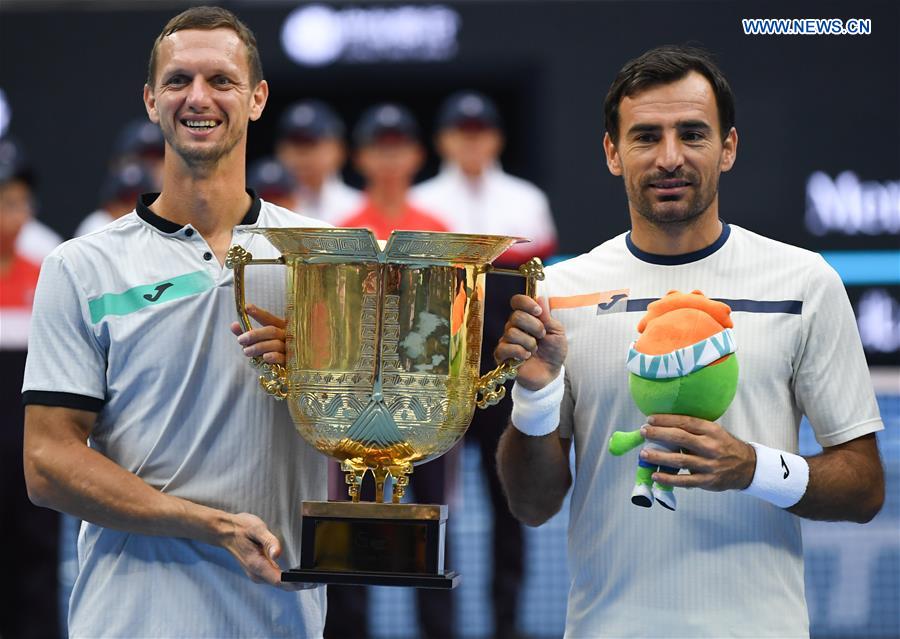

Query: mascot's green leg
[[609, 430, 645, 456], [635, 466, 653, 486]]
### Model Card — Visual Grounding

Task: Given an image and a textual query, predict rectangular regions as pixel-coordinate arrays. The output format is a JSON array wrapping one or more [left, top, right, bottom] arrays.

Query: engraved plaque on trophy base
[[282, 501, 460, 589]]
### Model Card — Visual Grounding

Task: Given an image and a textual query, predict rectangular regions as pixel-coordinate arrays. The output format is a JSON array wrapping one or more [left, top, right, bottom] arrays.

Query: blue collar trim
[[626, 222, 731, 265]]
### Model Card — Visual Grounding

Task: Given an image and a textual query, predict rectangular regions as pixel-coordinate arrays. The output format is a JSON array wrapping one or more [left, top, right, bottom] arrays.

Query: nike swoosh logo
[[781, 454, 790, 479], [598, 294, 628, 310], [143, 283, 173, 302]]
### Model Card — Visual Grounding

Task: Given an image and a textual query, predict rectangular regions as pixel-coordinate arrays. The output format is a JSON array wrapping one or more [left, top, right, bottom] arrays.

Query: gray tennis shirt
[[23, 193, 328, 638]]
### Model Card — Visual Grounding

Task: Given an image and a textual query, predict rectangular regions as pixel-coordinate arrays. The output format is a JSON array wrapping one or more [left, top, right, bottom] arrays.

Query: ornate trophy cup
[[226, 228, 543, 588]]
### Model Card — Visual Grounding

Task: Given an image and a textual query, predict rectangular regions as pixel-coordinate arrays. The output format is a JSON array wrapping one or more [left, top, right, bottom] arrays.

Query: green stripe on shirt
[[88, 270, 216, 323]]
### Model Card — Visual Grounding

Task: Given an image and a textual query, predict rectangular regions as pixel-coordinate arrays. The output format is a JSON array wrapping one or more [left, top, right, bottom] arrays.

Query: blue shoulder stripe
[[625, 298, 802, 314]]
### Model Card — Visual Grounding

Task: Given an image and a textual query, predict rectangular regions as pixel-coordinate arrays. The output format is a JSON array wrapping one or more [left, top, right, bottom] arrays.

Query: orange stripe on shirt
[[549, 289, 629, 310]]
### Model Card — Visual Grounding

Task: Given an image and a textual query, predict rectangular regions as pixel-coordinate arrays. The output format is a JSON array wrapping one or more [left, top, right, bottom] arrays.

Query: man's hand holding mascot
[[609, 290, 738, 510]]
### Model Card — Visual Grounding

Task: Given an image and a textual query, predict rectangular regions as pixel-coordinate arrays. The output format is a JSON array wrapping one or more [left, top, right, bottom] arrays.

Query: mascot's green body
[[609, 290, 738, 510]]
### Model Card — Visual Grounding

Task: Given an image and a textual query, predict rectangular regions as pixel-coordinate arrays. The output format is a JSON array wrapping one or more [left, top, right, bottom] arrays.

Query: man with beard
[[494, 45, 884, 637], [22, 7, 327, 637]]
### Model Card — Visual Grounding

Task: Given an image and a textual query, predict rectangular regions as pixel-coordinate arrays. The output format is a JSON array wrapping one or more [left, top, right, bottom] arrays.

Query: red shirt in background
[[1, 254, 41, 308], [1, 253, 42, 349], [335, 199, 448, 240]]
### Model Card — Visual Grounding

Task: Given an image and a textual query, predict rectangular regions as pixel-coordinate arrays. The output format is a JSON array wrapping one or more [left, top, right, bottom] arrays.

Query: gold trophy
[[226, 228, 543, 588]]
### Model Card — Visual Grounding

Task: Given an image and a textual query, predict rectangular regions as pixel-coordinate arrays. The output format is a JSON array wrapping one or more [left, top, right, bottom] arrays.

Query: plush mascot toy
[[608, 290, 738, 510]]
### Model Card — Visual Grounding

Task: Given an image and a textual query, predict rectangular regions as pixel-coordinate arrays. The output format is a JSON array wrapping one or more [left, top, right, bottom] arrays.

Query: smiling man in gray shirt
[[22, 7, 327, 637]]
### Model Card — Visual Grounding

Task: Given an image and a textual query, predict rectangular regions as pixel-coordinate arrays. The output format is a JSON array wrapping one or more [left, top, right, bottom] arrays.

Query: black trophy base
[[282, 568, 460, 589], [286, 501, 459, 589]]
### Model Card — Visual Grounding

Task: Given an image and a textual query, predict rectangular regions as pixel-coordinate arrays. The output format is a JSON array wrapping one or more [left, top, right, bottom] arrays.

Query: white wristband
[[741, 442, 810, 508], [510, 366, 565, 437]]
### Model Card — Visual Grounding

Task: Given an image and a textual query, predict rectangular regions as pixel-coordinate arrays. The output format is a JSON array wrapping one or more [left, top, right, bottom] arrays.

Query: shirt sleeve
[[22, 252, 107, 411], [793, 256, 883, 447]]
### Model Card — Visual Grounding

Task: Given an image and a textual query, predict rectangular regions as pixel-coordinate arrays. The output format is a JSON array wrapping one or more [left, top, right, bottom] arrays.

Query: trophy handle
[[225, 245, 289, 400], [475, 257, 545, 409]]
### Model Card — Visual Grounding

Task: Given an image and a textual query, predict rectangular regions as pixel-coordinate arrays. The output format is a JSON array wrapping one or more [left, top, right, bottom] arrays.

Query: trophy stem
[[390, 464, 412, 503], [345, 468, 366, 503], [372, 467, 389, 504]]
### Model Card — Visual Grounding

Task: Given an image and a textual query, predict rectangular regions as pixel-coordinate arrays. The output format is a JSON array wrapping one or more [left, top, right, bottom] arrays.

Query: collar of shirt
[[135, 190, 262, 235]]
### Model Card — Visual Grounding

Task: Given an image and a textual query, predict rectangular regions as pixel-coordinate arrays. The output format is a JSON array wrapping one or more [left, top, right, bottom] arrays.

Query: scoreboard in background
[[806, 171, 899, 368], [848, 286, 900, 367]]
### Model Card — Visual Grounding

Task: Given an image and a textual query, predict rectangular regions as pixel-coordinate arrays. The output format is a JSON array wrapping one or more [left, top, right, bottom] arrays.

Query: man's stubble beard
[[162, 120, 244, 171], [627, 169, 720, 228], [177, 135, 242, 169]]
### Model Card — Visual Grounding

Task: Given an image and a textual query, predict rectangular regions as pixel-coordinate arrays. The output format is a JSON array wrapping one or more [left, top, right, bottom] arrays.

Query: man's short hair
[[147, 5, 264, 88], [604, 45, 736, 142]]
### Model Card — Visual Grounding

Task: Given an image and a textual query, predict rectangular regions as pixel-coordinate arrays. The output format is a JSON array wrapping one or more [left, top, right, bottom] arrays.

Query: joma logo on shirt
[[143, 283, 173, 302], [598, 293, 628, 311]]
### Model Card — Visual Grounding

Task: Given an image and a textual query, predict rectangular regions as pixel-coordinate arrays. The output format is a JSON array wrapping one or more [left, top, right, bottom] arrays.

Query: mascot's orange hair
[[635, 290, 733, 357]]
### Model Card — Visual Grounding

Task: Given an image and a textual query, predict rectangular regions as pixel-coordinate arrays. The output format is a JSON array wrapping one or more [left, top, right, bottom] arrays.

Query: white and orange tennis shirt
[[536, 223, 882, 638]]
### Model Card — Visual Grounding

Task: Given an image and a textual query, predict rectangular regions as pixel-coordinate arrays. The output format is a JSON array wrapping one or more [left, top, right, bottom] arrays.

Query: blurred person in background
[[74, 161, 157, 237], [412, 90, 556, 260], [247, 156, 298, 210], [2, 136, 63, 264], [275, 99, 360, 222], [412, 91, 558, 639], [335, 103, 447, 237], [326, 103, 454, 639], [0, 138, 42, 344], [0, 137, 61, 639], [111, 118, 166, 189]]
